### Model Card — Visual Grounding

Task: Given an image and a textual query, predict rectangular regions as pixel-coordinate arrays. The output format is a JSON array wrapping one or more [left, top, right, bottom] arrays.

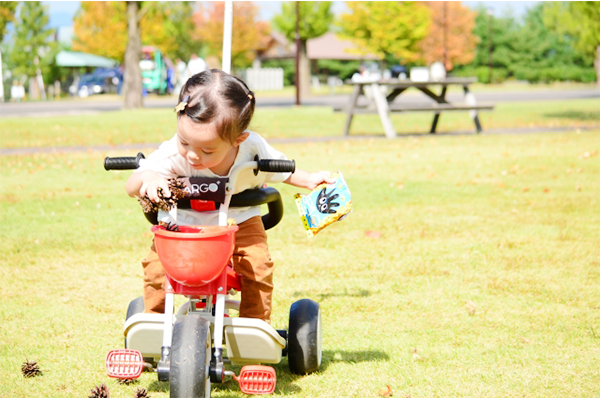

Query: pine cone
[[137, 178, 187, 213], [21, 359, 42, 378], [89, 383, 110, 398], [133, 388, 150, 398]]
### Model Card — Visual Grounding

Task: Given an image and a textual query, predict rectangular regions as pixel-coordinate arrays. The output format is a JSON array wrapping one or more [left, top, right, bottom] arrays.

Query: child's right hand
[[138, 171, 171, 202]]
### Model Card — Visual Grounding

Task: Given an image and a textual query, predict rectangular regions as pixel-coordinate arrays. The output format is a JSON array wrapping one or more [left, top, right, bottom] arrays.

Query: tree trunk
[[596, 45, 600, 89], [124, 1, 143, 109], [299, 39, 311, 99]]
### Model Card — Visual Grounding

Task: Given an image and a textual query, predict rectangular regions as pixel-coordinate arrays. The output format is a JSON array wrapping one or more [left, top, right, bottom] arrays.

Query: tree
[[10, 1, 55, 98], [273, 1, 332, 98], [123, 1, 143, 109], [544, 1, 600, 86], [73, 2, 198, 63], [72, 2, 127, 61], [150, 2, 200, 62], [337, 1, 430, 67], [193, 2, 270, 70], [0, 1, 18, 43], [419, 2, 476, 71], [468, 5, 520, 81]]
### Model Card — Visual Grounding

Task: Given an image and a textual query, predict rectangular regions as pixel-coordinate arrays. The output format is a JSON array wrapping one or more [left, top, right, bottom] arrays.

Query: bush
[[512, 65, 597, 83], [451, 66, 509, 84], [261, 59, 296, 86]]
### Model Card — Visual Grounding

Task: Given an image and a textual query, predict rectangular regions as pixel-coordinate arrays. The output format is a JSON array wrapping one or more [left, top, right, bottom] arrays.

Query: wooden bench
[[339, 78, 495, 137]]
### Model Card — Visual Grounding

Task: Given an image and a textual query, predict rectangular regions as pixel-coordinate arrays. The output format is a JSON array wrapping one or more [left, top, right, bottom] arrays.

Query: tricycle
[[103, 153, 322, 397]]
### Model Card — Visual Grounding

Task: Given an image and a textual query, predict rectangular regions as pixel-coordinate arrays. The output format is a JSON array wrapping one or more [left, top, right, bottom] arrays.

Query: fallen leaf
[[522, 187, 530, 192], [465, 300, 477, 315], [543, 188, 550, 193], [365, 230, 381, 239], [378, 385, 393, 397]]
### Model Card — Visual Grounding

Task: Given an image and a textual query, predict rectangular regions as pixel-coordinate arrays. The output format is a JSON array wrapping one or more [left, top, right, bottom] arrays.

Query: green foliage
[[261, 58, 296, 86], [316, 59, 361, 81], [544, 1, 600, 65], [272, 1, 333, 42], [451, 66, 509, 84], [9, 2, 56, 80], [468, 3, 596, 83], [158, 2, 201, 62], [0, 0, 18, 43], [337, 1, 431, 64], [471, 5, 519, 73]]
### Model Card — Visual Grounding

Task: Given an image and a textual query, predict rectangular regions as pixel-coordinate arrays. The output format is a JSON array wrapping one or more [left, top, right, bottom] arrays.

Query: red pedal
[[235, 365, 276, 395], [105, 349, 144, 379]]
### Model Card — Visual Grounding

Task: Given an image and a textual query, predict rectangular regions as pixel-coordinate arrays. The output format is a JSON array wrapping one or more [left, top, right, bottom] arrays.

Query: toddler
[[126, 69, 332, 323]]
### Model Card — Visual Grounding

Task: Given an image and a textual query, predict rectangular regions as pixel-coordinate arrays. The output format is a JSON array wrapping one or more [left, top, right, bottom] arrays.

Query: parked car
[[75, 67, 122, 98], [390, 65, 408, 79]]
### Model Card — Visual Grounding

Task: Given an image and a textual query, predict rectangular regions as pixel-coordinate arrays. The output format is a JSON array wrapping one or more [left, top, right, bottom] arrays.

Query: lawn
[[1, 123, 599, 397], [1, 97, 599, 148]]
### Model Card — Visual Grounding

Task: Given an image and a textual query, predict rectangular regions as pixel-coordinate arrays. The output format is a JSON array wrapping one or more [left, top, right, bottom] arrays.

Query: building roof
[[55, 51, 117, 68], [308, 32, 379, 61], [258, 31, 379, 61]]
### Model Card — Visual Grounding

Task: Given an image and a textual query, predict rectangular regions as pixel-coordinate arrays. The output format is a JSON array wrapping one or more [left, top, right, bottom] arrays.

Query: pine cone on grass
[[21, 359, 42, 378], [133, 387, 150, 398], [89, 383, 110, 398], [137, 178, 187, 213]]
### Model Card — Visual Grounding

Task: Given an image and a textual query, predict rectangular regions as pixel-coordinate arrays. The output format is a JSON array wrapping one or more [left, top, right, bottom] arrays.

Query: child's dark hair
[[176, 69, 255, 144]]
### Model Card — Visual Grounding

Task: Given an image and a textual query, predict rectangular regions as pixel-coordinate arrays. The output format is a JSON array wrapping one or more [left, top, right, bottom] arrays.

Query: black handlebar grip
[[253, 155, 296, 175], [104, 152, 145, 170]]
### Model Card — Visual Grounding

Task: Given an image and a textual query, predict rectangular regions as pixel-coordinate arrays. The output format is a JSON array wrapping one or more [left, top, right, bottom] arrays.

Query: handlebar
[[104, 153, 296, 175], [104, 153, 290, 230], [104, 152, 145, 170]]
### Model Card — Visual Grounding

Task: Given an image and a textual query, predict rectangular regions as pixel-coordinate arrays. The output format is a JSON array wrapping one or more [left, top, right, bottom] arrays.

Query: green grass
[[1, 97, 599, 148], [1, 128, 599, 397]]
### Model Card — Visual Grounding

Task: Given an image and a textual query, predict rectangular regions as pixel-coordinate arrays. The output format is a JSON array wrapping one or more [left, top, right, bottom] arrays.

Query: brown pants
[[141, 216, 274, 323]]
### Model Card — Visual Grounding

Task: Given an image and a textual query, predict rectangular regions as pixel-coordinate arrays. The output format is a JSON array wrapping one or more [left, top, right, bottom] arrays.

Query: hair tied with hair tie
[[247, 93, 253, 100], [174, 95, 190, 113]]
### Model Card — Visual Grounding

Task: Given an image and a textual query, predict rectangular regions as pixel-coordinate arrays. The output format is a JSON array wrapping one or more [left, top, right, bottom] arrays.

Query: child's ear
[[234, 132, 250, 147]]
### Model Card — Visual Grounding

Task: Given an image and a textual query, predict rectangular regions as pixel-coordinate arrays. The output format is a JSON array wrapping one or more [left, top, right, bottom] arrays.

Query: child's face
[[176, 116, 247, 173]]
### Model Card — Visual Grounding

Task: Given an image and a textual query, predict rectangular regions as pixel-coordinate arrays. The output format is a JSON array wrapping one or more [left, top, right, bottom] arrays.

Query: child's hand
[[305, 171, 335, 190], [139, 171, 171, 202]]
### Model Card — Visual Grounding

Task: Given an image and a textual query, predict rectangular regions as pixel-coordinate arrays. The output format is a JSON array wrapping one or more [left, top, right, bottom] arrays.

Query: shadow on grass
[[146, 349, 390, 397], [293, 289, 372, 302], [147, 380, 169, 393], [544, 110, 600, 121]]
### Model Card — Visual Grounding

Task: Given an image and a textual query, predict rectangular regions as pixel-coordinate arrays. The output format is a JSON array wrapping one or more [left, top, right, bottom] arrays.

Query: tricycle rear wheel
[[170, 314, 211, 398], [288, 299, 322, 374]]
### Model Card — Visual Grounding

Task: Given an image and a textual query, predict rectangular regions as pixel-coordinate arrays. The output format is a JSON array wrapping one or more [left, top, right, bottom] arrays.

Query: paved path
[[1, 88, 598, 118]]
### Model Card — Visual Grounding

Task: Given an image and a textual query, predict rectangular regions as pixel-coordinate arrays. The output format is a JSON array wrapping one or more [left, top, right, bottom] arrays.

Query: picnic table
[[336, 77, 494, 138]]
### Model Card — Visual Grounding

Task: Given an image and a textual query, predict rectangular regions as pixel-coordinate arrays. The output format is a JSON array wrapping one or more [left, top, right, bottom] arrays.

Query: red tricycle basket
[[152, 225, 239, 286]]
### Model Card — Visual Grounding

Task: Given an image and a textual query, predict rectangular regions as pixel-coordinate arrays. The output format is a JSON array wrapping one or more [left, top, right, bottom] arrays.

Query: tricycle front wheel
[[170, 314, 211, 398]]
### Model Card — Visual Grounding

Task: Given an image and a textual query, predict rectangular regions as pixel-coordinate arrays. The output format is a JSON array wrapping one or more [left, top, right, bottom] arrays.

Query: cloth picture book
[[294, 171, 352, 238]]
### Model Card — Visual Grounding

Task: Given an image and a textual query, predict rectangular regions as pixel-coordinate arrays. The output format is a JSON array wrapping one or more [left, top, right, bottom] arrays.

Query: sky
[[39, 1, 542, 43]]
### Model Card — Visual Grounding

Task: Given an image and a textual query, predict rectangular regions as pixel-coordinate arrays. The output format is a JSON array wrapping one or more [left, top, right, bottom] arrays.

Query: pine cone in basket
[[89, 383, 110, 398], [137, 178, 187, 213], [21, 359, 42, 378], [133, 388, 150, 398]]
